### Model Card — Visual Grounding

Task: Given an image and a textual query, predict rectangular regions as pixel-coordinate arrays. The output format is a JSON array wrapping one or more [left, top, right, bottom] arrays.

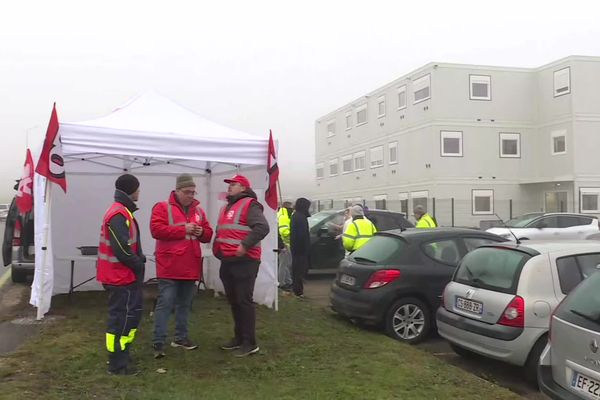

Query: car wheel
[[10, 267, 28, 283], [385, 297, 430, 344], [525, 335, 548, 386], [450, 343, 478, 358]]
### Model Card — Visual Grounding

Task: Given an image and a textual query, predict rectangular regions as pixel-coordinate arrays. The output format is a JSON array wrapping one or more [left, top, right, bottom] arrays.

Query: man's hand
[[193, 226, 204, 237], [235, 245, 247, 257], [185, 223, 197, 234]]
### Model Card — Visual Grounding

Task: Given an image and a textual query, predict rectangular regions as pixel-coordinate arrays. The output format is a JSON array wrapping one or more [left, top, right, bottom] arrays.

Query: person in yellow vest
[[342, 205, 377, 253], [277, 201, 293, 291], [414, 205, 438, 228]]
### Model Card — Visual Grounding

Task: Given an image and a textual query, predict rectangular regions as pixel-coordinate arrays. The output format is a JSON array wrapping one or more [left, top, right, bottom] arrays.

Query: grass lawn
[[0, 289, 520, 400]]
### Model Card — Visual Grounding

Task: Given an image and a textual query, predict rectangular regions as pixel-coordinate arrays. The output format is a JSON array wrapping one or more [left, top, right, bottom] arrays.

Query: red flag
[[16, 149, 34, 214], [265, 130, 279, 210], [35, 103, 67, 193]]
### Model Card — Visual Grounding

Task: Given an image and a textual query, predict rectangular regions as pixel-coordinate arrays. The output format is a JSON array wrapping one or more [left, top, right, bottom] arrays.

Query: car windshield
[[308, 211, 336, 230], [454, 247, 531, 294], [505, 213, 544, 228], [348, 235, 407, 264]]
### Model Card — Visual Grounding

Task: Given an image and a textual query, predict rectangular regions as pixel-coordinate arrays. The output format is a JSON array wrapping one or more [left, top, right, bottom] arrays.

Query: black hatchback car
[[308, 209, 413, 271], [330, 228, 507, 343]]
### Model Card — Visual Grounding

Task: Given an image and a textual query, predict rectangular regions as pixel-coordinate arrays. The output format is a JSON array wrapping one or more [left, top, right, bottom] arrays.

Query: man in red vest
[[150, 174, 213, 359], [97, 174, 145, 375], [214, 175, 269, 357]]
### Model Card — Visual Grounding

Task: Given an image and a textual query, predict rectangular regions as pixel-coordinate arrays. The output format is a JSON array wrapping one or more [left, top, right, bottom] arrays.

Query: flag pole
[[36, 180, 51, 320]]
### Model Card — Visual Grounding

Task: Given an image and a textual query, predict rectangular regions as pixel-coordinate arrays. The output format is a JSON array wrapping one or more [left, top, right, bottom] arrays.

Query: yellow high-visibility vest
[[277, 208, 291, 246], [416, 213, 437, 228], [342, 218, 377, 252]]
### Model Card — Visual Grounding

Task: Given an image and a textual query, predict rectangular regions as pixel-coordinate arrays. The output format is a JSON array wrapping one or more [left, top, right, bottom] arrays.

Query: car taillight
[[363, 269, 401, 289], [497, 295, 525, 328], [12, 219, 22, 246]]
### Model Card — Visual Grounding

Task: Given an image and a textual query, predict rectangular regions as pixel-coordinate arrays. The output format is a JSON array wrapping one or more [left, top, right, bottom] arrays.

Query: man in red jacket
[[150, 174, 213, 358]]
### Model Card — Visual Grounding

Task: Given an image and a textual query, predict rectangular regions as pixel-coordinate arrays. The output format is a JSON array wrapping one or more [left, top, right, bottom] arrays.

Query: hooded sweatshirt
[[290, 198, 311, 256]]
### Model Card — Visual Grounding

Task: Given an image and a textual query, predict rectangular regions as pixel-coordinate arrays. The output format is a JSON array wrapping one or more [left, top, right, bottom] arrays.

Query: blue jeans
[[152, 279, 196, 345]]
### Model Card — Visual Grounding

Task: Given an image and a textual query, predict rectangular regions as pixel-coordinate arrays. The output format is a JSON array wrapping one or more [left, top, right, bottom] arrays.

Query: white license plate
[[340, 274, 356, 286], [455, 297, 483, 315], [571, 371, 600, 398]]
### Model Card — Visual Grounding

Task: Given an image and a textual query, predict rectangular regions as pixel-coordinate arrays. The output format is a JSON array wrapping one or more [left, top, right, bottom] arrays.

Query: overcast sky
[[1, 0, 599, 202]]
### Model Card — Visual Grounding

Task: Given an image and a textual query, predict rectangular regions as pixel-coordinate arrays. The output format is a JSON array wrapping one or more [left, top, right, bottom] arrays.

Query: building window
[[342, 155, 353, 174], [370, 146, 384, 168], [329, 158, 338, 176], [353, 151, 366, 171], [327, 120, 336, 137], [316, 163, 324, 179], [389, 141, 398, 164], [580, 188, 600, 213], [377, 96, 386, 118], [554, 67, 571, 97], [411, 191, 429, 212], [440, 131, 463, 157], [399, 193, 409, 215], [469, 75, 491, 101], [472, 189, 494, 215], [345, 112, 352, 130], [499, 132, 520, 158], [397, 85, 407, 110], [552, 130, 567, 155], [374, 195, 387, 210], [413, 74, 431, 104], [356, 105, 368, 126]]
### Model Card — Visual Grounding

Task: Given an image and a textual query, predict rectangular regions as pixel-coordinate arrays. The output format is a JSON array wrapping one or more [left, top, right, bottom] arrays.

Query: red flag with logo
[[35, 103, 67, 193], [265, 130, 279, 210], [16, 149, 34, 214]]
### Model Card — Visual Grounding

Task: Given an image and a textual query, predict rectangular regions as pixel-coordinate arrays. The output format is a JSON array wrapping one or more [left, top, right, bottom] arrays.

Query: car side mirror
[[317, 226, 328, 237]]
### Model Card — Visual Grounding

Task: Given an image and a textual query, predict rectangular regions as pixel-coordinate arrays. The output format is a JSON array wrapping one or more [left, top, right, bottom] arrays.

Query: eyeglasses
[[179, 189, 197, 196]]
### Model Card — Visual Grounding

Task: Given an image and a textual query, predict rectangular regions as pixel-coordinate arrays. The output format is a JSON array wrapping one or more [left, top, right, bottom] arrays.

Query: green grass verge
[[0, 290, 519, 400]]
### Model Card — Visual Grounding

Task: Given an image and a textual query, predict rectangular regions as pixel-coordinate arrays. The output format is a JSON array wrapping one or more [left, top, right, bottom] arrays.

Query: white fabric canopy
[[30, 92, 278, 319]]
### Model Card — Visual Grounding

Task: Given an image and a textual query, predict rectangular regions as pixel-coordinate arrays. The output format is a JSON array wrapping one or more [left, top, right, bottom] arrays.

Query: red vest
[[97, 202, 138, 285], [213, 197, 261, 260]]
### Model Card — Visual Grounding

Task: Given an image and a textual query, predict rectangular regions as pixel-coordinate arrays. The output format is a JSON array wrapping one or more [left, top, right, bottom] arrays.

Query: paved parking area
[[303, 273, 548, 400]]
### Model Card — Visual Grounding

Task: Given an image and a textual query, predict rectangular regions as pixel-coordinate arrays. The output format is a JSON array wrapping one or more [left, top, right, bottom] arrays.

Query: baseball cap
[[224, 174, 251, 188]]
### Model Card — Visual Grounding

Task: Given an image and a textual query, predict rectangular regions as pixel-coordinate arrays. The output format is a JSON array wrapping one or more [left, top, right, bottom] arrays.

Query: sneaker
[[153, 343, 166, 359], [220, 338, 241, 351], [171, 338, 198, 350], [294, 294, 306, 299], [233, 344, 260, 358], [108, 365, 139, 376]]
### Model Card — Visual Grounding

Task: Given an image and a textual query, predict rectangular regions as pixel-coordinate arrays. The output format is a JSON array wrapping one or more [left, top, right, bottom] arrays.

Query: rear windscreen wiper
[[570, 309, 600, 324], [351, 257, 377, 264]]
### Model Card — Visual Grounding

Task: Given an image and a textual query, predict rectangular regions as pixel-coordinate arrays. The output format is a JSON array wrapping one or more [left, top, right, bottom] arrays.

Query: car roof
[[479, 240, 600, 256], [538, 212, 597, 218], [378, 227, 504, 241]]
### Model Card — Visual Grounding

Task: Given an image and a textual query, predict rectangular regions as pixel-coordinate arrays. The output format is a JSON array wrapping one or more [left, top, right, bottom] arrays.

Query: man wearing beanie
[[150, 173, 213, 358], [213, 174, 269, 357], [97, 174, 146, 375]]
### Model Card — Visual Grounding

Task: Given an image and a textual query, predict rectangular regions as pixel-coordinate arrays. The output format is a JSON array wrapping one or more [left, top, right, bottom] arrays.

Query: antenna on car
[[494, 213, 520, 244]]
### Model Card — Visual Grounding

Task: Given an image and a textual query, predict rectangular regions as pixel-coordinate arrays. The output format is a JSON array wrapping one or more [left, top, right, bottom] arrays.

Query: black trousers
[[104, 283, 143, 372], [219, 259, 260, 346], [291, 254, 309, 296]]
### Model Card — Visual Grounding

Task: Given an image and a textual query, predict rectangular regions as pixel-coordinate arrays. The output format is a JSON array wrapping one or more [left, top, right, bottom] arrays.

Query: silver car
[[539, 270, 600, 399], [487, 213, 599, 241], [437, 241, 600, 382]]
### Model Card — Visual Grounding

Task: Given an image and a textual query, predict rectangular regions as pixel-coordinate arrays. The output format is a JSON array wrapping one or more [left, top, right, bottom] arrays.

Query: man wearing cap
[[97, 174, 146, 375], [342, 205, 377, 253], [213, 174, 269, 357], [150, 174, 213, 358]]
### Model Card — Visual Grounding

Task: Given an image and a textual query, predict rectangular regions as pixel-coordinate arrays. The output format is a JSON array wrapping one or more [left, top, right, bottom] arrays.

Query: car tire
[[525, 335, 548, 386], [11, 267, 28, 283], [450, 343, 478, 358], [385, 297, 431, 344]]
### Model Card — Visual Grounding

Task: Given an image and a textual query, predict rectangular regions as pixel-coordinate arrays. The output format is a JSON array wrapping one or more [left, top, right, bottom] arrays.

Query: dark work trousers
[[104, 283, 143, 372], [219, 259, 260, 346], [291, 254, 309, 296]]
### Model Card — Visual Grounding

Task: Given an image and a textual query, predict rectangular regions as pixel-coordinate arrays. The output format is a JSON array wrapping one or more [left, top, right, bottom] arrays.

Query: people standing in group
[[213, 175, 269, 357], [413, 205, 438, 228], [290, 197, 311, 298], [277, 201, 293, 291], [97, 174, 145, 375], [342, 205, 377, 253], [150, 174, 213, 359]]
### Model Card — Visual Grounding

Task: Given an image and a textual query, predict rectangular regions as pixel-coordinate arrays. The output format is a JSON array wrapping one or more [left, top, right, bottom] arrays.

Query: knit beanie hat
[[176, 174, 196, 189], [115, 174, 140, 195]]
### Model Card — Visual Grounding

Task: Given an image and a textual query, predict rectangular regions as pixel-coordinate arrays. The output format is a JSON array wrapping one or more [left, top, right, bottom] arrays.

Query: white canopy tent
[[30, 92, 278, 319]]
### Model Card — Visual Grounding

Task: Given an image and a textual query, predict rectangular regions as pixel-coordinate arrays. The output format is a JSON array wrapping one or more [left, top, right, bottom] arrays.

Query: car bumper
[[436, 306, 541, 366], [537, 344, 581, 400], [11, 261, 34, 272], [329, 281, 390, 324]]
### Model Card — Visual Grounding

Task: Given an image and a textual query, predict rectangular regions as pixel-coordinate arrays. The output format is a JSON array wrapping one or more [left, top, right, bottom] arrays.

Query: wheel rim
[[392, 303, 425, 340]]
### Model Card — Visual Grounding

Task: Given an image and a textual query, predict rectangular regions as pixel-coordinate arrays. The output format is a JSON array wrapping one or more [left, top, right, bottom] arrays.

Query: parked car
[[538, 269, 600, 399], [329, 228, 507, 343], [2, 197, 35, 282], [0, 203, 9, 221], [437, 241, 600, 382], [308, 209, 414, 270], [487, 212, 599, 241]]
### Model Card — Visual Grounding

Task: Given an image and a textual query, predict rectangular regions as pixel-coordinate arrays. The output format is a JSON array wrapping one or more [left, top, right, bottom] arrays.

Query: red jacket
[[150, 191, 213, 280]]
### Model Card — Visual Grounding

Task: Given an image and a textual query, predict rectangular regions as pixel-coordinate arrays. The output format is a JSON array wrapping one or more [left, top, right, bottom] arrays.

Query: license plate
[[571, 371, 600, 398], [455, 297, 483, 315], [340, 274, 356, 286]]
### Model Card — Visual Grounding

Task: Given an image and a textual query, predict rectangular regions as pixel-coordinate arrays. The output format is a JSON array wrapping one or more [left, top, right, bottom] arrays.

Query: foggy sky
[[1, 0, 599, 203]]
